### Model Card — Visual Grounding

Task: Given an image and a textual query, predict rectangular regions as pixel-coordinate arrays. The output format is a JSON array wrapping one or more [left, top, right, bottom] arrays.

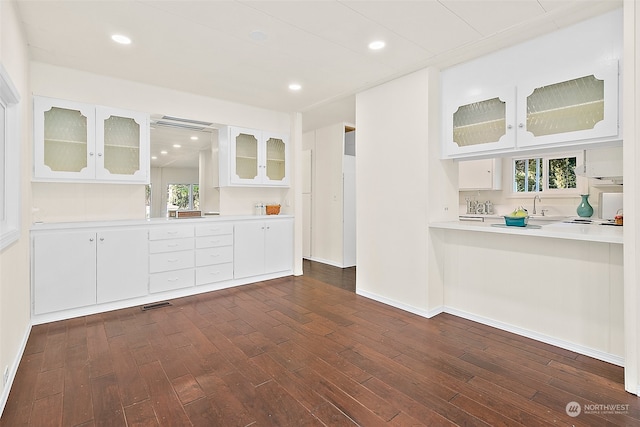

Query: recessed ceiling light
[[288, 83, 302, 91], [160, 150, 168, 155], [173, 144, 181, 148], [190, 136, 199, 140], [151, 156, 158, 160], [111, 34, 132, 45], [368, 40, 385, 50]]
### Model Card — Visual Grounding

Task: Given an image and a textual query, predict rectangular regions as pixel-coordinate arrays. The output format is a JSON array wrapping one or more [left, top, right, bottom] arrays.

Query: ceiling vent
[[152, 115, 217, 132]]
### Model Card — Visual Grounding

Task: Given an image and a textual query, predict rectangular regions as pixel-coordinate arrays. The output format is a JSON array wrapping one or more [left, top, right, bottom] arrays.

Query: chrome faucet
[[533, 194, 541, 214]]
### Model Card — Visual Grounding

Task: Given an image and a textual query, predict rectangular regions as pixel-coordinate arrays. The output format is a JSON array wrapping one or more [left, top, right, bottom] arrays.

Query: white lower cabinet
[[33, 228, 148, 315], [234, 219, 293, 279], [97, 229, 149, 304], [195, 223, 234, 286], [31, 217, 292, 320], [149, 268, 194, 294], [148, 225, 194, 293]]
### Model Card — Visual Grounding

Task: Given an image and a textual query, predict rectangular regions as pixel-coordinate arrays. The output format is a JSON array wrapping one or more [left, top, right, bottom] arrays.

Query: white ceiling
[[16, 0, 620, 116]]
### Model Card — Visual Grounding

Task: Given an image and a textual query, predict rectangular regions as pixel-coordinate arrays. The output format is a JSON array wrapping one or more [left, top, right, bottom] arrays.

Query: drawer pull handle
[[168, 231, 179, 235], [167, 258, 179, 262], [210, 240, 220, 244], [209, 271, 220, 275], [210, 254, 220, 257], [167, 243, 179, 247], [168, 277, 179, 282]]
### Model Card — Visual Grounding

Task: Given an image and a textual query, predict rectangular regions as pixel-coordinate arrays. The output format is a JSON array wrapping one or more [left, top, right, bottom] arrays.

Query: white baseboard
[[443, 307, 624, 367], [354, 289, 624, 367], [304, 257, 347, 269], [0, 323, 32, 417], [356, 289, 442, 319]]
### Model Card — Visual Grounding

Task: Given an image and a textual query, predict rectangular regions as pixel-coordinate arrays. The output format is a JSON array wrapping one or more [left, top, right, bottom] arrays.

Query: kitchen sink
[[527, 215, 568, 222]]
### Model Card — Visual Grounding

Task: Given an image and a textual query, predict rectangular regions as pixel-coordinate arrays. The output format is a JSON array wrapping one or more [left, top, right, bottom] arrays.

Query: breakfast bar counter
[[429, 217, 624, 367], [429, 218, 623, 244]]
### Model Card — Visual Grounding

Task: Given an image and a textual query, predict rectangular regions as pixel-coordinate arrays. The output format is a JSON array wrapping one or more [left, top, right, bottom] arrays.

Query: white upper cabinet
[[441, 9, 622, 159], [458, 158, 502, 191], [219, 126, 290, 187], [444, 86, 517, 156], [34, 96, 149, 183], [516, 60, 619, 149]]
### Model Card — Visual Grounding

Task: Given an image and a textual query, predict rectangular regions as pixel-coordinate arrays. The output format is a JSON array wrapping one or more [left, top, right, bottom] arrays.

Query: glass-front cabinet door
[[95, 107, 148, 182], [516, 60, 619, 148], [442, 87, 516, 158], [228, 127, 289, 186], [34, 96, 149, 183], [34, 97, 96, 180], [230, 127, 261, 185], [263, 132, 288, 186]]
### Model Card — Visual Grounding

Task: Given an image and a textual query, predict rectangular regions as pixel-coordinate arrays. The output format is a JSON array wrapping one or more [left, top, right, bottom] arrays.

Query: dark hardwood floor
[[302, 259, 356, 292], [2, 261, 639, 426]]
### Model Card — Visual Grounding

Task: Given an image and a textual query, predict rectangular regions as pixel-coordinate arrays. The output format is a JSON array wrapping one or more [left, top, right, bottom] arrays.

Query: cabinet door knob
[[98, 153, 103, 157], [89, 238, 94, 242], [89, 152, 94, 156], [99, 237, 104, 241], [507, 124, 513, 130], [518, 123, 524, 128]]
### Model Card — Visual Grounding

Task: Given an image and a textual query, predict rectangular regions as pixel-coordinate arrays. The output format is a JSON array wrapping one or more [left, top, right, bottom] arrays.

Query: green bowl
[[504, 215, 528, 227]]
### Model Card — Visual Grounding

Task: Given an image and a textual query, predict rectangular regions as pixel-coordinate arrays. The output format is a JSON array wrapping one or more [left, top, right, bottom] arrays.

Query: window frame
[[510, 151, 586, 198], [166, 183, 199, 214], [0, 63, 21, 251]]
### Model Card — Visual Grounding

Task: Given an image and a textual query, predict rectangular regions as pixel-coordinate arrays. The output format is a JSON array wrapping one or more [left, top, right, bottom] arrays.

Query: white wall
[[303, 123, 345, 266], [0, 0, 32, 413], [302, 96, 355, 133], [623, 0, 640, 395], [355, 68, 457, 316]]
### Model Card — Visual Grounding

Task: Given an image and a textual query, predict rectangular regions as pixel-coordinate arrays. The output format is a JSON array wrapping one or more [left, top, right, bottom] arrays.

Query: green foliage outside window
[[514, 156, 577, 192], [514, 158, 542, 192], [548, 158, 576, 189], [167, 184, 199, 211]]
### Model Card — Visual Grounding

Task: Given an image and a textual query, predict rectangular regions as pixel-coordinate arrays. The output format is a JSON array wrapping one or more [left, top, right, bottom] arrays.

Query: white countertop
[[30, 214, 294, 232], [430, 219, 623, 244]]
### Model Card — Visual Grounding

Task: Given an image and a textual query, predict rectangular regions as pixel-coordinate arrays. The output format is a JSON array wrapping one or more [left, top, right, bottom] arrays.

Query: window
[[145, 184, 151, 219], [0, 63, 21, 251], [513, 154, 579, 194], [166, 183, 199, 214]]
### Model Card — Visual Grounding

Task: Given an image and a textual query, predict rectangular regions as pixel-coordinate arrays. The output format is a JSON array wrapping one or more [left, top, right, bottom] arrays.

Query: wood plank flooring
[[2, 261, 639, 426]]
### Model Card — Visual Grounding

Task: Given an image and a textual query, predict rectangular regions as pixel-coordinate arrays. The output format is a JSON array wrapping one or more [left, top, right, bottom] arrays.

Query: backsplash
[[459, 183, 622, 218]]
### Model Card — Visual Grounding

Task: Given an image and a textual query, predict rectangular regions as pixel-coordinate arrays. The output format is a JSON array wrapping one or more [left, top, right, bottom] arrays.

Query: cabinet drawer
[[149, 237, 194, 254], [149, 226, 194, 241], [149, 251, 194, 273], [195, 234, 233, 249], [196, 223, 233, 237], [195, 246, 233, 267], [149, 269, 194, 293], [196, 263, 233, 286]]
